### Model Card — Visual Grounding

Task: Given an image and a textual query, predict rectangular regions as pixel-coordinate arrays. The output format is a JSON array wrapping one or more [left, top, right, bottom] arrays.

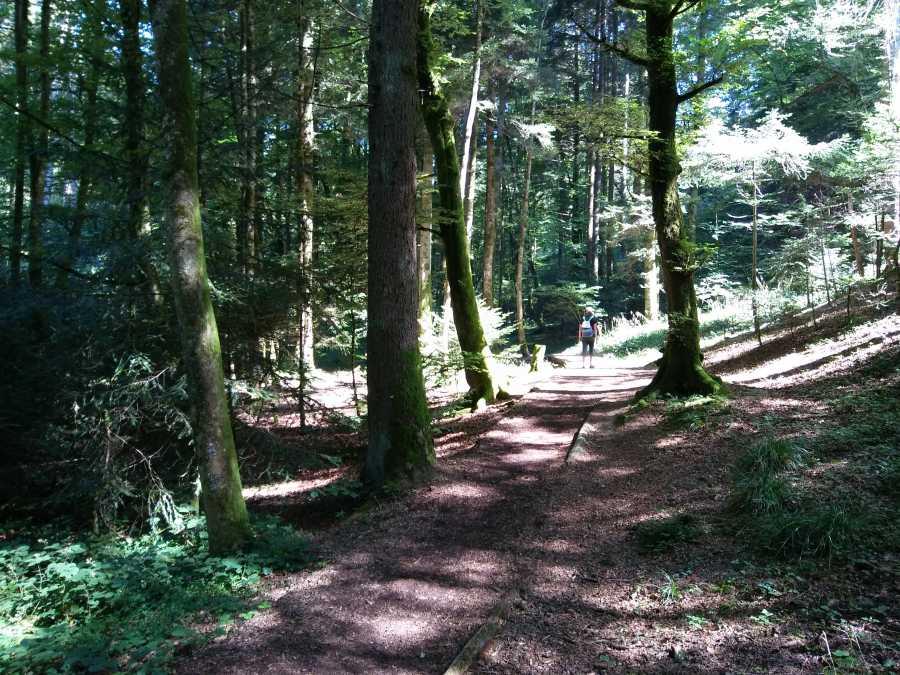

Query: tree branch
[[670, 0, 702, 18], [614, 0, 651, 11], [676, 75, 724, 104], [572, 19, 650, 67]]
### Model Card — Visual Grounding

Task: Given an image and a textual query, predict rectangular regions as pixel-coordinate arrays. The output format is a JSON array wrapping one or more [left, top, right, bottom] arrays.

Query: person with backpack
[[578, 307, 601, 368]]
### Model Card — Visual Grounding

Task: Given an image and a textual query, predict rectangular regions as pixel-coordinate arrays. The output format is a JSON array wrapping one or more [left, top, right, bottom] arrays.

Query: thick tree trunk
[[28, 0, 51, 289], [638, 2, 720, 398], [418, 2, 497, 403], [295, 2, 316, 370], [150, 0, 251, 553], [482, 110, 497, 306], [10, 0, 29, 286], [366, 0, 434, 486]]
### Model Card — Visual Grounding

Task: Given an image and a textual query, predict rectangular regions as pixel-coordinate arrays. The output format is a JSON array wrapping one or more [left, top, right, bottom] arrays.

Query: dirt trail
[[179, 363, 651, 674]]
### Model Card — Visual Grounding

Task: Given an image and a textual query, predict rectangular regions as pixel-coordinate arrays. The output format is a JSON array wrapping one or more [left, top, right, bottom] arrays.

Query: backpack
[[580, 318, 594, 337]]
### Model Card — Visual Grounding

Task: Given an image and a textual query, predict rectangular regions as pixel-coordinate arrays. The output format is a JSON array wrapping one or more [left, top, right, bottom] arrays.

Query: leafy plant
[[0, 515, 311, 674]]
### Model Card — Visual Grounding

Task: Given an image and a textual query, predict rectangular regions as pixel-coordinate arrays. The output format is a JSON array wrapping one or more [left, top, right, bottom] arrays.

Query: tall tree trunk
[[586, 151, 597, 283], [515, 146, 533, 347], [366, 0, 434, 487], [417, 118, 434, 337], [418, 1, 498, 403], [636, 1, 721, 397], [150, 0, 251, 553], [28, 0, 51, 289], [459, 0, 482, 203], [464, 133, 478, 240], [482, 108, 497, 306], [643, 228, 659, 321], [56, 70, 97, 289], [751, 167, 762, 346], [295, 1, 316, 372], [122, 0, 147, 240], [10, 0, 29, 286], [121, 0, 162, 302], [238, 0, 259, 275]]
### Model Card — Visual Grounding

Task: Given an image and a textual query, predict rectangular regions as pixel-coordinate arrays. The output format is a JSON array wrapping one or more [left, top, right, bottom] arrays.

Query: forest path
[[179, 360, 653, 674]]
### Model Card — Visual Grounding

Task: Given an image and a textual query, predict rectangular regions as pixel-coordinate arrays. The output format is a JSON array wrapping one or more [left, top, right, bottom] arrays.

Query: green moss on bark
[[417, 1, 496, 404]]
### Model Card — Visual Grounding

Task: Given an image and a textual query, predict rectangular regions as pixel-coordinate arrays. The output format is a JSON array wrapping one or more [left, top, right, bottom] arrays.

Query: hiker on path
[[578, 307, 601, 368]]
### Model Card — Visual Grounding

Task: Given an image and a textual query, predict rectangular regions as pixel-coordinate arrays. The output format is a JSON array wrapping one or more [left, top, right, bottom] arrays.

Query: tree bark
[[295, 1, 316, 371], [418, 1, 498, 403], [56, 66, 97, 289], [150, 0, 251, 553], [637, 1, 721, 398], [417, 117, 434, 337], [366, 0, 435, 487], [515, 146, 533, 347], [482, 108, 497, 306], [10, 0, 29, 286], [28, 0, 51, 289], [586, 151, 597, 283], [459, 0, 482, 205]]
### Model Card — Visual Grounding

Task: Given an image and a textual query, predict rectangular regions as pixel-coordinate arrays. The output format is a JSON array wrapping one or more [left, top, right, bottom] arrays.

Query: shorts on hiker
[[581, 337, 594, 356]]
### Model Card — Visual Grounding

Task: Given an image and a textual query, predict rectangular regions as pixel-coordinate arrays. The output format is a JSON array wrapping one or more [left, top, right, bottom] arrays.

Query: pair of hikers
[[577, 307, 601, 368]]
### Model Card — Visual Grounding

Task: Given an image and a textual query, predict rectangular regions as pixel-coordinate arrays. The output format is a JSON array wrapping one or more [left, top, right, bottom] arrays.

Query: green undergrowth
[[0, 514, 312, 674], [730, 383, 900, 562], [616, 393, 731, 429]]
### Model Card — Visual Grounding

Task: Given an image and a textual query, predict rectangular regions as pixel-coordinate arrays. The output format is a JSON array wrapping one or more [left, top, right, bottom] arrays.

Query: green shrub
[[0, 515, 311, 674], [635, 513, 703, 553], [756, 504, 864, 561], [733, 437, 808, 477]]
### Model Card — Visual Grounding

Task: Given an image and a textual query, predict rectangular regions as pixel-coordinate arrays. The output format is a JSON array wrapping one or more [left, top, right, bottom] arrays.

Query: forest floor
[[180, 301, 900, 674]]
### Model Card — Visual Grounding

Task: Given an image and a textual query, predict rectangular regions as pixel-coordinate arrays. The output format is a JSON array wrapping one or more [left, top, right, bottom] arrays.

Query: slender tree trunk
[[366, 0, 434, 486], [150, 0, 251, 553], [10, 0, 29, 286], [459, 0, 482, 203], [295, 1, 316, 372], [464, 134, 478, 240], [875, 212, 883, 277], [418, 2, 497, 403], [416, 118, 434, 337], [28, 0, 51, 289], [482, 108, 497, 306], [638, 1, 721, 398], [121, 0, 162, 302], [643, 231, 659, 321], [750, 168, 762, 346], [238, 0, 259, 275], [586, 151, 597, 283], [515, 146, 533, 347], [56, 70, 96, 289]]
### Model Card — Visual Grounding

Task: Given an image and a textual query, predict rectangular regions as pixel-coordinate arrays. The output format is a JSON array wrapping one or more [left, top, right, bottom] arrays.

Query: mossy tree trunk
[[365, 0, 434, 487], [418, 0, 497, 404], [482, 108, 497, 306], [416, 118, 434, 337], [150, 0, 252, 553], [515, 145, 533, 347], [598, 0, 722, 398]]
